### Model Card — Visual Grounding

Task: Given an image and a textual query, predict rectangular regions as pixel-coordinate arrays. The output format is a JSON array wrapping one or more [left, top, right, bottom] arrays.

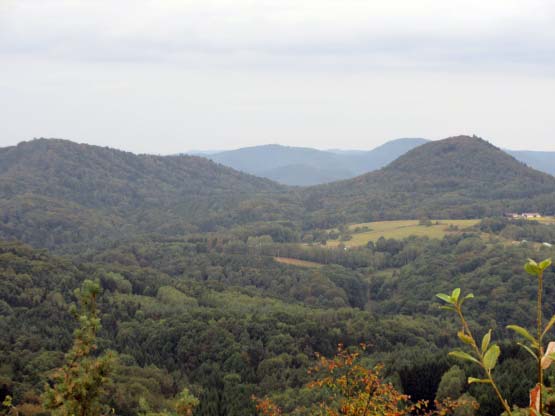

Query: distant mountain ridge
[[506, 150, 555, 176], [259, 163, 353, 187], [197, 138, 429, 185], [193, 138, 554, 185]]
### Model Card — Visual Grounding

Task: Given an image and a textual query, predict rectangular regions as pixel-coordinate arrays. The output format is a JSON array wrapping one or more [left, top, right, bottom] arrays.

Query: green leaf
[[507, 325, 538, 346], [468, 377, 491, 384], [539, 258, 552, 271], [451, 288, 461, 303], [481, 330, 491, 353], [436, 293, 454, 304], [2, 396, 13, 408], [525, 259, 540, 276], [439, 305, 456, 312], [449, 351, 481, 365], [458, 331, 474, 345], [483, 344, 501, 370], [460, 293, 474, 307], [542, 315, 555, 338], [517, 342, 538, 361]]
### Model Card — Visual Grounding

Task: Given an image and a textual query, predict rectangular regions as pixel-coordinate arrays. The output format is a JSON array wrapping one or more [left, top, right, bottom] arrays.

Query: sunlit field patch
[[326, 219, 480, 247], [273, 256, 323, 268]]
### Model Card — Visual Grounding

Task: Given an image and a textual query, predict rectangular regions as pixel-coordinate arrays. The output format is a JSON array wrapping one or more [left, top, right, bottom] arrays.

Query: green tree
[[435, 366, 465, 401], [175, 388, 199, 416], [42, 280, 114, 416]]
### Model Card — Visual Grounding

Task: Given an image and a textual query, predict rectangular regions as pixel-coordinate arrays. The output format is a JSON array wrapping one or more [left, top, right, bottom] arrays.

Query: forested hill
[[386, 136, 551, 184], [302, 136, 555, 226], [2, 136, 555, 250], [0, 139, 295, 250]]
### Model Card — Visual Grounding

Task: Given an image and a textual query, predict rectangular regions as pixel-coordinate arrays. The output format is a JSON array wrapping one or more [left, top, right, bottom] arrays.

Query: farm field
[[273, 256, 323, 268], [326, 219, 480, 248]]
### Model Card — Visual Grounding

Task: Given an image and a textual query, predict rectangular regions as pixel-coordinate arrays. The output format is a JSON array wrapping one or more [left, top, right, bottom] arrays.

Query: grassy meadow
[[326, 219, 480, 248], [534, 216, 555, 224]]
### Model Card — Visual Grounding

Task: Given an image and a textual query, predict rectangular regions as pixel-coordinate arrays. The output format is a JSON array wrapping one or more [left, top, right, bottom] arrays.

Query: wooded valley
[[2, 136, 555, 415]]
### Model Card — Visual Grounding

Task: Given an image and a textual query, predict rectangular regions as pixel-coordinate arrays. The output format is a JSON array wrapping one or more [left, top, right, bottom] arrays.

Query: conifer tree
[[42, 280, 114, 416]]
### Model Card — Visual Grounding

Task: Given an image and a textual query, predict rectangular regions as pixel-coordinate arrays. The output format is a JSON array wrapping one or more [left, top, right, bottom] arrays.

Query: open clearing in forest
[[273, 257, 323, 268], [326, 219, 480, 248]]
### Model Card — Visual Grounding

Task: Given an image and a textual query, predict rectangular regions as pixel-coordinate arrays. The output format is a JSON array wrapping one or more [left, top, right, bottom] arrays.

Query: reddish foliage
[[254, 344, 470, 416]]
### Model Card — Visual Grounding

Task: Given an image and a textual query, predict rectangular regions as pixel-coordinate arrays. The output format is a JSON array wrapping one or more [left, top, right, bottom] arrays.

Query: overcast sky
[[1, 0, 554, 154]]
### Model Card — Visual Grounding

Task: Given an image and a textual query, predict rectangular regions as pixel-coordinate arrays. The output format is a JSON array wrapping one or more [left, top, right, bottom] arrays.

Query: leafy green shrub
[[437, 258, 553, 416]]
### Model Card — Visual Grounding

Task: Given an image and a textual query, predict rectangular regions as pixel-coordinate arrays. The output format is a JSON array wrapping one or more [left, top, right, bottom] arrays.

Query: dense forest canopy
[[0, 139, 297, 250], [2, 135, 555, 415], [3, 230, 555, 415]]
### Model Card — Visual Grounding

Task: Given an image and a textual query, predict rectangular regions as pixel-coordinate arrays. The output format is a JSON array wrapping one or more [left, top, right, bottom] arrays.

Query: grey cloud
[[1, 0, 555, 153], [1, 0, 555, 70]]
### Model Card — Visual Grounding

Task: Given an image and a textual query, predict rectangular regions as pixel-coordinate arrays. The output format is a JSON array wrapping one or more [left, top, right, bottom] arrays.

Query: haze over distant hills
[[193, 138, 428, 185], [193, 138, 555, 185], [505, 150, 555, 177]]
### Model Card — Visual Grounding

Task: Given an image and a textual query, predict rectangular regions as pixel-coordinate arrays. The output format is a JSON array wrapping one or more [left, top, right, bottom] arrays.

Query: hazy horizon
[[4, 135, 555, 156], [2, 1, 555, 153]]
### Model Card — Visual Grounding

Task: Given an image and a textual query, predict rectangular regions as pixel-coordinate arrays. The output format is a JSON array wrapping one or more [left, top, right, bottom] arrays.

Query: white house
[[522, 212, 542, 219]]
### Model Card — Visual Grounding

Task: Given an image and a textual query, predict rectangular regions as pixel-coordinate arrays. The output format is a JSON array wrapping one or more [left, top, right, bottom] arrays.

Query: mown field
[[274, 256, 323, 268], [535, 216, 555, 224], [326, 219, 480, 248]]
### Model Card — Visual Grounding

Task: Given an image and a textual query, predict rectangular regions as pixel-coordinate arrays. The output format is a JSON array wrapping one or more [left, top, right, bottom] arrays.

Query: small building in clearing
[[522, 212, 542, 219], [504, 212, 542, 219]]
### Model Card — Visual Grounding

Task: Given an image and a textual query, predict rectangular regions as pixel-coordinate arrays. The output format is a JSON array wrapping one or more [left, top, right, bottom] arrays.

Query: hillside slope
[[507, 149, 555, 176], [345, 138, 430, 172], [205, 144, 351, 185], [0, 139, 293, 249], [302, 136, 555, 226], [259, 163, 354, 186], [202, 139, 428, 185]]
